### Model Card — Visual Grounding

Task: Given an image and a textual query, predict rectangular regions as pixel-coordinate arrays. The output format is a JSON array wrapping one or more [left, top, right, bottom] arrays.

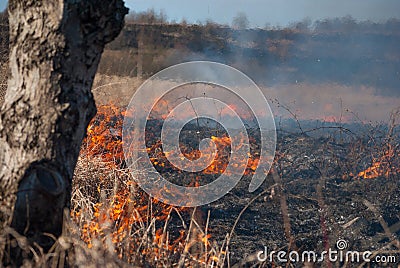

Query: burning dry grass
[[68, 104, 230, 267], [73, 103, 399, 266], [69, 160, 268, 267], [1, 102, 399, 267], [67, 103, 399, 266]]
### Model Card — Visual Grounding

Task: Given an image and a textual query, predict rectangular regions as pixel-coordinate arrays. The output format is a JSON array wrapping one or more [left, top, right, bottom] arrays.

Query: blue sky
[[1, 0, 400, 27], [127, 0, 400, 27]]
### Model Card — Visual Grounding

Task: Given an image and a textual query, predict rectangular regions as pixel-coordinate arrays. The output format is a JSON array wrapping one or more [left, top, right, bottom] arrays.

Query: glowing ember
[[358, 144, 399, 179]]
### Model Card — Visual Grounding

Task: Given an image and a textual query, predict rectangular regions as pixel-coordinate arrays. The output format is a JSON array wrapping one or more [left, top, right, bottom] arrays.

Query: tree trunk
[[0, 10, 8, 106], [0, 0, 127, 263]]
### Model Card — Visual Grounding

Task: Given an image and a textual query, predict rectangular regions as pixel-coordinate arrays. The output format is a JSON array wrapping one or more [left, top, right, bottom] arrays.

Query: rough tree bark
[[0, 10, 8, 105], [0, 0, 127, 262]]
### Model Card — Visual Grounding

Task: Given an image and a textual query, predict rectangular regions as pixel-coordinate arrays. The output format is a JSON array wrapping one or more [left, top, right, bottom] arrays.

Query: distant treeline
[[125, 9, 400, 34], [99, 14, 399, 96]]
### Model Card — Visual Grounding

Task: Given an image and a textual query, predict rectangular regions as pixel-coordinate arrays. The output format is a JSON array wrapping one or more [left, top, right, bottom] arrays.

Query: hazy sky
[[1, 0, 400, 27]]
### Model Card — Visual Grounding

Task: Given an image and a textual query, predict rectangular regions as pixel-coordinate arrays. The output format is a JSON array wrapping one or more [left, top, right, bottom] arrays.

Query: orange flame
[[85, 104, 125, 168], [76, 104, 229, 264], [358, 144, 399, 179]]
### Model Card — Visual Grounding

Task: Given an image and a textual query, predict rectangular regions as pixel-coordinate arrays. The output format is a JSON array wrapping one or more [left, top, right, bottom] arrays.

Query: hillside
[[98, 18, 400, 97]]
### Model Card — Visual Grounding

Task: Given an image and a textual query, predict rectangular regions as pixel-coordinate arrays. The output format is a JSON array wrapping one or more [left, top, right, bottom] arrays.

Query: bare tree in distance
[[232, 12, 249, 30], [0, 0, 128, 263]]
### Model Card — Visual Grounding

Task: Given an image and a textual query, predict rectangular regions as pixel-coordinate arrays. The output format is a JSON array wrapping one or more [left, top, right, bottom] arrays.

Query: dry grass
[[92, 74, 143, 107]]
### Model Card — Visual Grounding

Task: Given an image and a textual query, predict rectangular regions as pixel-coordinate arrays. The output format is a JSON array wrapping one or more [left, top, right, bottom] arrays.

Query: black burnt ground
[[204, 132, 400, 267], [144, 117, 400, 266]]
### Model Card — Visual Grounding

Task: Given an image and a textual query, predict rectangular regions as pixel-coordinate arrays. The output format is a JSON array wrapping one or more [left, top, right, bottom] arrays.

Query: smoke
[[264, 83, 400, 122], [100, 17, 400, 123], [205, 19, 400, 122]]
